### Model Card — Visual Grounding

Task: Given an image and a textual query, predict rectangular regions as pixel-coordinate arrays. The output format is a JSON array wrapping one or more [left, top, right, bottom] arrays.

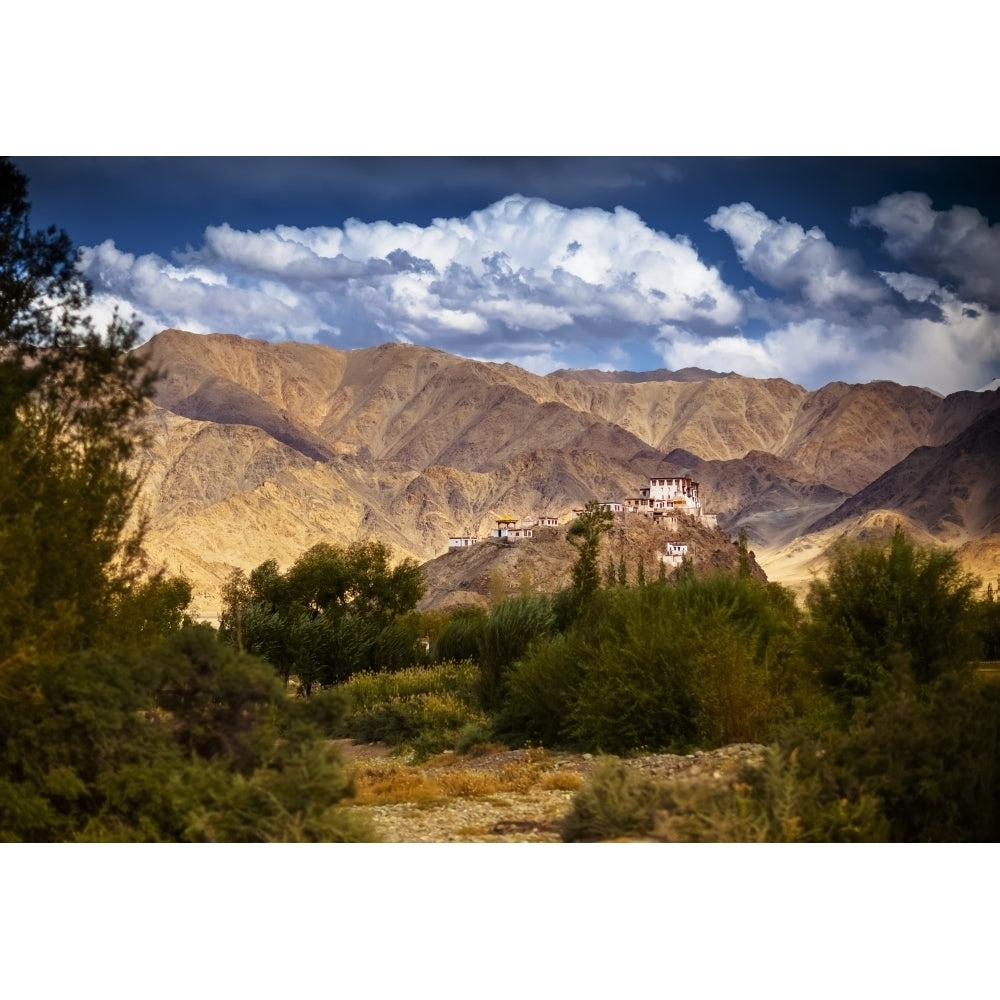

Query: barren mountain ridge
[[131, 330, 1000, 613]]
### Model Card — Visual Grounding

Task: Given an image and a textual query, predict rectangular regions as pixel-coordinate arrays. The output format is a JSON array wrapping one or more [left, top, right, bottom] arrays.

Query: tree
[[802, 526, 980, 701], [566, 501, 614, 611], [0, 162, 377, 841], [738, 527, 752, 579], [0, 157, 159, 665], [220, 539, 426, 689]]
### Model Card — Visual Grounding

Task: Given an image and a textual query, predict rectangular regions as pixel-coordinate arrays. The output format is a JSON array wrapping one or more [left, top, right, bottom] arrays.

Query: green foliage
[[506, 576, 804, 754], [433, 605, 488, 663], [562, 749, 889, 843], [0, 625, 375, 841], [566, 500, 614, 613], [338, 660, 480, 708], [476, 595, 557, 710], [972, 580, 1000, 660], [219, 539, 427, 690], [0, 163, 370, 841], [738, 527, 752, 579], [333, 661, 485, 760], [802, 526, 980, 702], [101, 573, 194, 648], [0, 159, 161, 666], [561, 758, 675, 841], [501, 631, 587, 746], [651, 748, 889, 843], [780, 667, 1000, 842]]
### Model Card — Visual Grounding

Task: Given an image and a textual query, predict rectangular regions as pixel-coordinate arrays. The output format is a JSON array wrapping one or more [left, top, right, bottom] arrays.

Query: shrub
[[649, 747, 889, 843], [506, 576, 804, 754], [334, 661, 486, 760], [562, 749, 889, 843], [476, 595, 556, 710], [802, 527, 980, 702], [561, 758, 674, 841], [501, 631, 587, 746], [433, 606, 488, 663], [338, 660, 479, 709], [0, 625, 375, 842], [788, 667, 1000, 842]]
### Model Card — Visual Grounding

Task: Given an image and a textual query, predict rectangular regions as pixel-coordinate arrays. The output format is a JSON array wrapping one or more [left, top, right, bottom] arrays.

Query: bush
[[501, 631, 587, 746], [649, 747, 889, 843], [561, 749, 889, 843], [505, 576, 804, 754], [334, 661, 486, 760], [802, 527, 980, 702], [785, 667, 1000, 841], [476, 595, 557, 710], [561, 758, 674, 841], [0, 625, 375, 842], [432, 606, 488, 663]]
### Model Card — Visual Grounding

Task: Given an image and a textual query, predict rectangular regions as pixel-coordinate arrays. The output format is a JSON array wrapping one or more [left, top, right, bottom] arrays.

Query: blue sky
[[13, 156, 1000, 395]]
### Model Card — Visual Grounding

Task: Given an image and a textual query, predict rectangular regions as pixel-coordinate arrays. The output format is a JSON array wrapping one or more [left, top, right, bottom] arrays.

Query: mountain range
[[130, 329, 1000, 615]]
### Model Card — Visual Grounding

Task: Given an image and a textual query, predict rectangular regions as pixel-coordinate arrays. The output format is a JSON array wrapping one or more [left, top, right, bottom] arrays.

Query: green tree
[[738, 527, 752, 579], [0, 161, 371, 841], [972, 579, 1000, 661], [0, 157, 158, 666], [802, 526, 980, 702], [220, 539, 426, 689], [566, 501, 614, 611]]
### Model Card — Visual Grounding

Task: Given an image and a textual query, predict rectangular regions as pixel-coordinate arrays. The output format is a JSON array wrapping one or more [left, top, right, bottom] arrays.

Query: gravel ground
[[337, 741, 766, 843]]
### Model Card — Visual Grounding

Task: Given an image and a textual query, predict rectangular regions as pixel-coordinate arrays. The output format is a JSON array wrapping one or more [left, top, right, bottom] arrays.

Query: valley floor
[[337, 741, 766, 843]]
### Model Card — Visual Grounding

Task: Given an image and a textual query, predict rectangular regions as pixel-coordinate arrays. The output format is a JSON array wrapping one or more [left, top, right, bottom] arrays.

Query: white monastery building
[[625, 476, 718, 528], [445, 474, 720, 555], [448, 515, 559, 550]]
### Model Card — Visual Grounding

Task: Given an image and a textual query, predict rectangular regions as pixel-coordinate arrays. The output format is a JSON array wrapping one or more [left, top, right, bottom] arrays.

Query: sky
[[13, 156, 1000, 394]]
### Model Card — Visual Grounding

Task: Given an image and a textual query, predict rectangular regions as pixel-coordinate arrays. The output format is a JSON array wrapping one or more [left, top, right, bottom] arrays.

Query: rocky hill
[[129, 330, 1000, 614], [417, 516, 764, 612]]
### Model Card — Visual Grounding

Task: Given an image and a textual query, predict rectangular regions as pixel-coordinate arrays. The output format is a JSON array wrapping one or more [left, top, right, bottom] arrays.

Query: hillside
[[129, 330, 1000, 612], [418, 516, 764, 611]]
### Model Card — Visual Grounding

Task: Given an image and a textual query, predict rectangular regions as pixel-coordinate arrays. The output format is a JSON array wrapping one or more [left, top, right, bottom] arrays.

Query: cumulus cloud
[[851, 191, 1000, 309], [653, 276, 999, 394], [706, 202, 889, 315], [76, 193, 1000, 393], [77, 195, 743, 373]]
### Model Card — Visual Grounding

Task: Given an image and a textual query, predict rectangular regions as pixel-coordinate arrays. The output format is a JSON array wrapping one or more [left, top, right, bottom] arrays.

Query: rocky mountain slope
[[417, 516, 765, 612], [129, 330, 1000, 614]]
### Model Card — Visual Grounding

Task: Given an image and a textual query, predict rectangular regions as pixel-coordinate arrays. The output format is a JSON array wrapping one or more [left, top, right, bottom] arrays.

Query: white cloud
[[653, 276, 999, 394], [76, 194, 1000, 393], [77, 195, 743, 368], [851, 191, 1000, 309], [706, 202, 888, 312]]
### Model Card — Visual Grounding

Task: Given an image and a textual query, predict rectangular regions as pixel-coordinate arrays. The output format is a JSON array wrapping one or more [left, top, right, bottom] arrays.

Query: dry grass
[[351, 747, 576, 805], [539, 771, 585, 791]]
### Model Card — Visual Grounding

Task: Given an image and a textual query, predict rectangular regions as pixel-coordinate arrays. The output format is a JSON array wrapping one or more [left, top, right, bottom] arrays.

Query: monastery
[[446, 474, 716, 556]]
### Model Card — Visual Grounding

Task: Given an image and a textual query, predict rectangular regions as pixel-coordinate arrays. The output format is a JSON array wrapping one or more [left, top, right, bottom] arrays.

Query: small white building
[[448, 535, 480, 549], [659, 540, 690, 567], [492, 517, 533, 540]]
